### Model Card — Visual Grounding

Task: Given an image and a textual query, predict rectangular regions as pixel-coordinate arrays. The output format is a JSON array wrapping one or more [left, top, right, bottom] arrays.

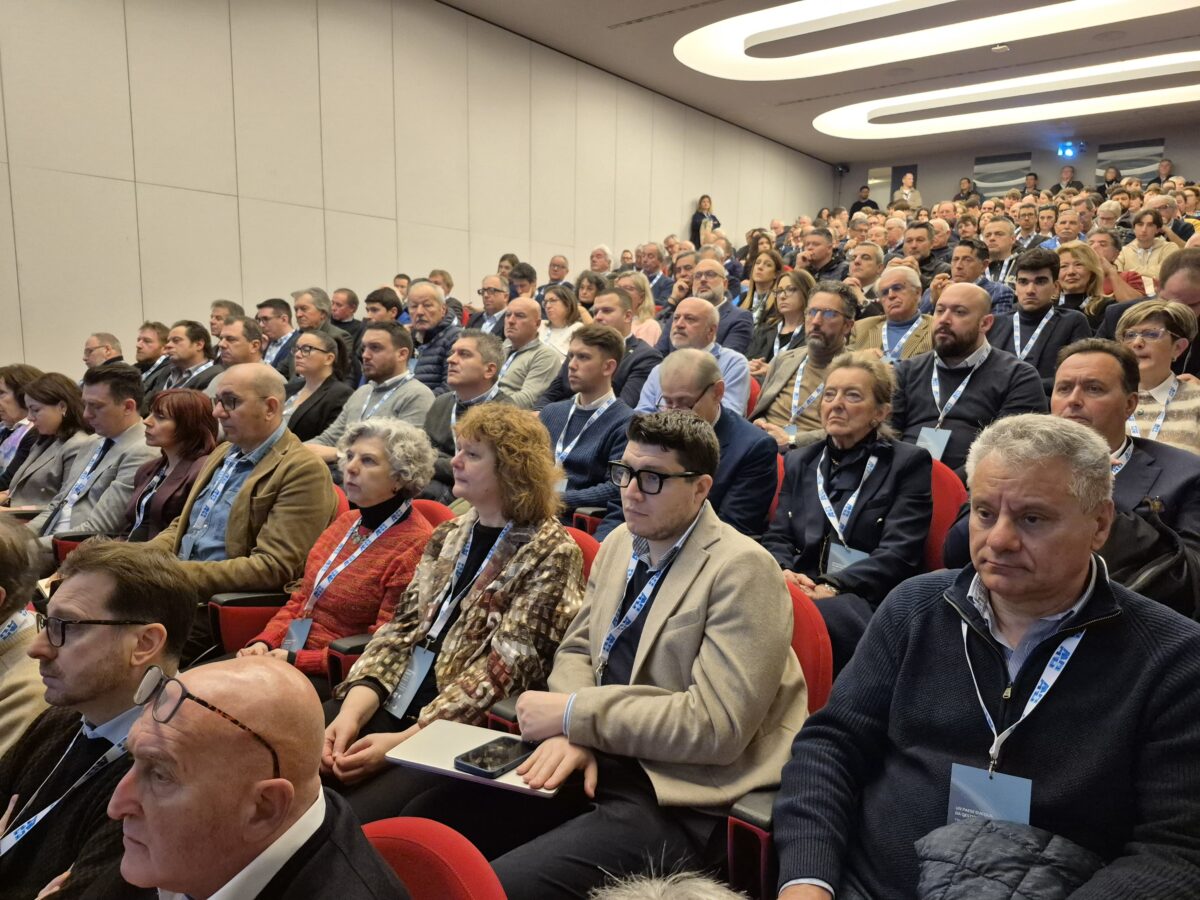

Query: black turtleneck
[[1059, 292, 1087, 312], [358, 490, 412, 531], [1016, 304, 1053, 325]]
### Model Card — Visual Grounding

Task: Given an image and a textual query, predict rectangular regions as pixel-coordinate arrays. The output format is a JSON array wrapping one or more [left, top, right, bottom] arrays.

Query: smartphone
[[453, 736, 538, 778]]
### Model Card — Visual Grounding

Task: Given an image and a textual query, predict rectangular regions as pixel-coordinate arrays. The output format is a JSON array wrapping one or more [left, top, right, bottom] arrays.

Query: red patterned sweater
[[250, 508, 433, 674]]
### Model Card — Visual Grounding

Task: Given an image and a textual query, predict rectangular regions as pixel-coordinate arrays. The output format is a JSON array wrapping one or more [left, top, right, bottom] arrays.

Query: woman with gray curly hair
[[240, 418, 437, 697]]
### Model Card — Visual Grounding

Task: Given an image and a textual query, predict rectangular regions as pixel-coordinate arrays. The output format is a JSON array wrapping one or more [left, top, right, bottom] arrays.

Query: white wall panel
[[137, 184, 242, 327], [573, 66, 617, 269], [10, 167, 141, 371], [761, 143, 787, 224], [649, 96, 687, 243], [126, 0, 237, 194], [238, 198, 325, 302], [613, 82, 653, 261], [0, 58, 7, 163], [680, 110, 716, 231], [0, 0, 132, 179], [326, 211, 397, 296], [0, 166, 22, 362], [737, 133, 766, 237], [530, 46, 577, 249], [711, 121, 743, 242], [230, 0, 323, 207], [398, 221, 472, 299]]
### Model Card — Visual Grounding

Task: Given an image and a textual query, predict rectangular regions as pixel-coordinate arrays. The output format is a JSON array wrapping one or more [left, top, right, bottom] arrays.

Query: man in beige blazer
[[401, 411, 806, 899], [850, 265, 932, 362]]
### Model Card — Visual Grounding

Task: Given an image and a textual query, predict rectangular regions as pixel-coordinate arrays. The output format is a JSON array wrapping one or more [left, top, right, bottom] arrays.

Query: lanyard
[[130, 466, 168, 535], [773, 322, 791, 359], [1111, 440, 1134, 476], [44, 441, 108, 535], [1012, 309, 1054, 361], [0, 609, 34, 651], [498, 346, 530, 381], [555, 397, 616, 464], [425, 521, 513, 645], [882, 317, 922, 361], [450, 386, 500, 452], [961, 621, 1084, 772], [750, 290, 769, 315], [814, 451, 879, 544], [361, 373, 413, 420], [302, 502, 412, 615], [189, 451, 245, 536], [790, 357, 825, 424], [172, 359, 213, 388], [1128, 377, 1179, 441], [931, 361, 980, 428]]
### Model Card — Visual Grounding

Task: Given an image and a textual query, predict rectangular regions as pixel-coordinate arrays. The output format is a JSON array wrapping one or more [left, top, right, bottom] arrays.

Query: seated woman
[[1118, 299, 1200, 455], [761, 352, 932, 673], [539, 284, 585, 356], [615, 271, 662, 346], [124, 389, 218, 542], [240, 418, 437, 696], [1056, 241, 1115, 330], [747, 269, 813, 379], [0, 364, 43, 489], [283, 329, 355, 442], [321, 403, 585, 822], [574, 271, 605, 322], [738, 246, 784, 317], [0, 374, 91, 510]]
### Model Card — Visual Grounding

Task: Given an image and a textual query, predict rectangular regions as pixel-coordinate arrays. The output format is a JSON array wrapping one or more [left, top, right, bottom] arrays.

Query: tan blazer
[[147, 429, 338, 596], [549, 503, 807, 808], [0, 618, 47, 757], [750, 346, 808, 421], [851, 314, 933, 360]]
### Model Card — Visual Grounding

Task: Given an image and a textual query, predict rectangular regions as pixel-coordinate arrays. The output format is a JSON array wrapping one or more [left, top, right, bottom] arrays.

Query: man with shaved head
[[110, 658, 409, 898], [496, 297, 563, 408]]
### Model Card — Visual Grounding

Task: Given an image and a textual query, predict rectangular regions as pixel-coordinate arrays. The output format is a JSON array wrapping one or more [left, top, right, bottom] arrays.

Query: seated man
[[538, 325, 634, 519], [750, 282, 857, 451], [256, 299, 299, 380], [155, 320, 222, 400], [147, 364, 337, 658], [774, 414, 1200, 899], [639, 298, 750, 415], [216, 315, 266, 368], [361, 286, 403, 325], [420, 330, 511, 505], [982, 216, 1020, 287], [654, 258, 753, 356], [891, 283, 1046, 478], [29, 365, 158, 547], [922, 237, 1017, 316], [0, 541, 195, 900], [850, 266, 932, 362], [892, 222, 950, 290], [109, 658, 410, 900], [407, 279, 461, 394], [306, 321, 434, 464], [596, 350, 777, 540], [497, 297, 565, 408], [0, 520, 44, 757], [467, 274, 509, 335], [400, 411, 806, 899]]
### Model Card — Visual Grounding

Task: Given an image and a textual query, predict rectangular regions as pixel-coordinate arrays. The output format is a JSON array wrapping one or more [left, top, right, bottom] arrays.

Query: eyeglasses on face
[[36, 613, 151, 648], [693, 270, 725, 282], [477, 287, 507, 296], [655, 382, 715, 412], [608, 461, 702, 495], [772, 285, 801, 298], [807, 308, 847, 322], [1120, 328, 1175, 344], [254, 314, 279, 325], [135, 666, 280, 779], [294, 344, 332, 357]]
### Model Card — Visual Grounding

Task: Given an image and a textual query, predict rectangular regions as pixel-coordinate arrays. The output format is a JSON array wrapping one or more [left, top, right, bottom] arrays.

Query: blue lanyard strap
[[790, 357, 825, 424], [425, 521, 513, 644], [555, 397, 616, 463], [450, 385, 500, 451], [303, 501, 412, 615], [190, 451, 245, 534], [1012, 309, 1054, 360], [814, 451, 879, 545], [1128, 377, 1179, 441], [361, 373, 413, 420], [1111, 440, 1134, 475], [130, 467, 169, 534], [882, 317, 922, 361], [498, 347, 530, 381], [930, 361, 981, 428]]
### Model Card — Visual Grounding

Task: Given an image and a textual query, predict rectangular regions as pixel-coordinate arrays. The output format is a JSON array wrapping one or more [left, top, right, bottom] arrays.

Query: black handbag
[[1102, 509, 1200, 620]]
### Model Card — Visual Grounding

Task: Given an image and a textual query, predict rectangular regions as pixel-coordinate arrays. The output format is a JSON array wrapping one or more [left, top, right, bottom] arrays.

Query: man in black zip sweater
[[774, 414, 1200, 899]]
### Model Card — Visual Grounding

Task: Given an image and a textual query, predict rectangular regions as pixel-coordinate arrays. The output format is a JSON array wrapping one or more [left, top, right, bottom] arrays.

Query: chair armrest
[[207, 592, 289, 654], [327, 633, 372, 688], [727, 787, 780, 899], [1, 506, 44, 521], [328, 633, 373, 656], [487, 693, 522, 734], [571, 509, 604, 535], [211, 591, 291, 607], [730, 787, 777, 831]]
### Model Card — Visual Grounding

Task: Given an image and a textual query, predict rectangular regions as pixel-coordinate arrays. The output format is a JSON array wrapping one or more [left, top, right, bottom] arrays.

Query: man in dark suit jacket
[[257, 299, 301, 381], [109, 658, 409, 899], [1048, 164, 1085, 196], [654, 258, 753, 355], [466, 274, 509, 337]]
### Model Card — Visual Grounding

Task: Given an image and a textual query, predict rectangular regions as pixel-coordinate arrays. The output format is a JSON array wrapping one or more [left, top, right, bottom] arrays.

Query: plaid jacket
[[338, 510, 584, 727]]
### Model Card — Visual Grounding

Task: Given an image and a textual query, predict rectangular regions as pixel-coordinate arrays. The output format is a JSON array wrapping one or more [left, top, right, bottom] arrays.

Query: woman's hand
[[748, 359, 770, 379], [332, 725, 419, 785], [321, 686, 382, 775], [809, 584, 839, 600], [783, 570, 818, 592]]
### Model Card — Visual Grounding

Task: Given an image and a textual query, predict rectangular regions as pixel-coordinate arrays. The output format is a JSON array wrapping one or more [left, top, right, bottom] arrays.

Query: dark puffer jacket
[[411, 313, 460, 395]]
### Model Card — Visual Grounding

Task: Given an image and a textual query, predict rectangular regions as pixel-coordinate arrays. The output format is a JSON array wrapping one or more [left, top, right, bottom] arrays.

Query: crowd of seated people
[[1, 164, 1200, 899]]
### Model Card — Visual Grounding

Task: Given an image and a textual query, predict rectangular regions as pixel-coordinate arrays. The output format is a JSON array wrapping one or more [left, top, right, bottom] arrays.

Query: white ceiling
[[439, 0, 1200, 164]]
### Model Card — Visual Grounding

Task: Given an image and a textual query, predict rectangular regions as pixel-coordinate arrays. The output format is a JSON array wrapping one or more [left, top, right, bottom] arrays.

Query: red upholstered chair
[[745, 377, 762, 416], [571, 510, 603, 536], [334, 484, 351, 517], [767, 453, 785, 524], [564, 526, 598, 580], [363, 818, 506, 900], [209, 592, 289, 654], [924, 459, 968, 572], [51, 536, 86, 566], [412, 498, 456, 527]]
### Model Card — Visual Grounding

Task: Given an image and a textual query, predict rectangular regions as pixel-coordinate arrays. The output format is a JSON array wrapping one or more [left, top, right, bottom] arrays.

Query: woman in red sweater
[[239, 418, 436, 697]]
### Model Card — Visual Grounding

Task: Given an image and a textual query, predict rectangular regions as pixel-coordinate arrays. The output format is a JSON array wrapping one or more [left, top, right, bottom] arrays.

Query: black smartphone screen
[[454, 737, 538, 775]]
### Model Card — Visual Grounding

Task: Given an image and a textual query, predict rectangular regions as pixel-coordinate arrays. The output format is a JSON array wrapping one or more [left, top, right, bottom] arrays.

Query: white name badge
[[947, 762, 1032, 826], [383, 645, 437, 720], [554, 478, 568, 494], [827, 542, 870, 574], [784, 424, 798, 439], [281, 618, 313, 652], [917, 426, 951, 461]]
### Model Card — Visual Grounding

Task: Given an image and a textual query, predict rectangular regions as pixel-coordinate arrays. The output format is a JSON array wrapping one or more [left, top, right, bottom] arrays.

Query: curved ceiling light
[[673, 0, 1200, 81], [812, 52, 1200, 140]]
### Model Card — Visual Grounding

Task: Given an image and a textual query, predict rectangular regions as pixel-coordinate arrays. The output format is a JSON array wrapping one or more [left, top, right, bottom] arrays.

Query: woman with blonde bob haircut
[[615, 270, 662, 346], [1117, 299, 1200, 455], [322, 403, 585, 822], [1056, 240, 1115, 329]]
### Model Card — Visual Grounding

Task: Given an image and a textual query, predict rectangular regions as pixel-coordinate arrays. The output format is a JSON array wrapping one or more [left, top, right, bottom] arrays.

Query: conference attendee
[[292, 288, 358, 387], [363, 286, 404, 324], [535, 255, 571, 304], [1048, 163, 1085, 195], [82, 332, 124, 372], [1012, 202, 1045, 251], [427, 268, 464, 323], [282, 329, 354, 443], [986, 248, 1091, 394], [928, 217, 954, 264], [981, 216, 1020, 287], [640, 242, 674, 304], [216, 315, 266, 367], [29, 365, 159, 547], [589, 244, 614, 275], [209, 299, 244, 339], [763, 352, 932, 672], [800, 228, 847, 283], [1056, 241, 1119, 327], [750, 283, 857, 451], [539, 284, 586, 356], [773, 414, 1200, 900], [891, 283, 1046, 477], [0, 374, 92, 510], [467, 274, 509, 336], [1037, 208, 1083, 252], [133, 321, 170, 389], [256, 298, 299, 379], [397, 410, 805, 898], [146, 364, 338, 658], [421, 331, 509, 505], [747, 269, 813, 378], [850, 266, 932, 362], [156, 320, 223, 401], [849, 185, 878, 214], [535, 288, 662, 409], [0, 519, 43, 757], [616, 271, 662, 346], [538, 325, 634, 518], [1118, 300, 1200, 455], [596, 350, 777, 540], [1098, 249, 1200, 357], [897, 221, 951, 290], [1024, 171, 1041, 194], [405, 279, 460, 395], [241, 420, 436, 696], [0, 541, 195, 900], [892, 171, 922, 208], [330, 286, 364, 350], [0, 364, 39, 482], [306, 322, 434, 465], [654, 258, 754, 356], [497, 297, 563, 408], [1087, 228, 1151, 301], [922, 238, 1017, 315], [690, 194, 720, 246], [509, 261, 537, 300], [574, 270, 605, 316], [124, 389, 218, 543], [110, 658, 410, 900], [638, 298, 751, 416], [393, 272, 411, 298], [738, 247, 785, 316], [322, 404, 585, 822], [1117, 209, 1179, 283]]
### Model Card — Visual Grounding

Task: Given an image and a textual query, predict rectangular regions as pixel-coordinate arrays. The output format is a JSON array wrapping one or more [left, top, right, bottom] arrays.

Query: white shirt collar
[[1148, 373, 1178, 404], [81, 705, 142, 743], [573, 389, 615, 411]]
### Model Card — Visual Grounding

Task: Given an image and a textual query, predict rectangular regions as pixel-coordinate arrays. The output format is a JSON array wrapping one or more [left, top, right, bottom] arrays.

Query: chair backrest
[[363, 817, 505, 900], [333, 485, 351, 517], [412, 498, 456, 526], [925, 459, 968, 572], [745, 377, 762, 417], [787, 582, 834, 713], [52, 537, 84, 565], [565, 526, 599, 580], [767, 453, 785, 524]]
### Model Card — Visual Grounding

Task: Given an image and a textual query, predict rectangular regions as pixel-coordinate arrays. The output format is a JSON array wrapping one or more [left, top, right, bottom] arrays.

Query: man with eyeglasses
[[466, 274, 510, 336], [851, 267, 932, 362], [535, 255, 571, 305], [255, 298, 300, 380], [653, 258, 753, 356], [81, 332, 124, 374], [1098, 251, 1200, 381], [108, 658, 410, 900], [401, 411, 805, 899], [639, 298, 750, 416], [0, 541, 195, 900], [146, 363, 337, 663], [750, 283, 857, 451]]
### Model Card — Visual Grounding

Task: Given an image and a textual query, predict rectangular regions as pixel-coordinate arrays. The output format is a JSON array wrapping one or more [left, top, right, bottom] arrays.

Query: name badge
[[784, 424, 798, 439], [178, 534, 196, 561], [281, 618, 313, 652], [554, 478, 568, 494], [947, 762, 1031, 826], [383, 645, 436, 720], [917, 426, 951, 461], [827, 542, 870, 574]]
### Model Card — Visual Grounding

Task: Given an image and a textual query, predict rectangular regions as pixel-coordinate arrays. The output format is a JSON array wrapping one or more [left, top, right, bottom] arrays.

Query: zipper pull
[[1002, 684, 1013, 700]]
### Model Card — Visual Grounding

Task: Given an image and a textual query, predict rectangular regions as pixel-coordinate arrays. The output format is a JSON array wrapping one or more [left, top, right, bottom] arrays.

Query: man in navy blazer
[[596, 349, 776, 540], [654, 257, 753, 355]]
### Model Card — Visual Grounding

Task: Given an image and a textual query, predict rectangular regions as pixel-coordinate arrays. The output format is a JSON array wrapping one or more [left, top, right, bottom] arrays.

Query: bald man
[[496, 297, 563, 408], [891, 283, 1046, 478], [110, 658, 409, 899]]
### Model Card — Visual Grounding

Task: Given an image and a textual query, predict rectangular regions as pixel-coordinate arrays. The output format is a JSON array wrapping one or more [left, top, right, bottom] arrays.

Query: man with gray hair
[[774, 413, 1200, 899], [82, 332, 124, 372], [637, 298, 750, 415], [590, 244, 613, 274], [292, 288, 357, 387], [406, 278, 461, 394]]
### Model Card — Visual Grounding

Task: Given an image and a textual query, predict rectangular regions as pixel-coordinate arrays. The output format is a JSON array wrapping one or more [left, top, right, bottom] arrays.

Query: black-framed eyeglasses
[[254, 314, 280, 325], [477, 287, 507, 296], [36, 613, 150, 648], [294, 343, 332, 357], [655, 381, 715, 412], [807, 308, 848, 321], [608, 461, 702, 495], [135, 666, 280, 779]]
